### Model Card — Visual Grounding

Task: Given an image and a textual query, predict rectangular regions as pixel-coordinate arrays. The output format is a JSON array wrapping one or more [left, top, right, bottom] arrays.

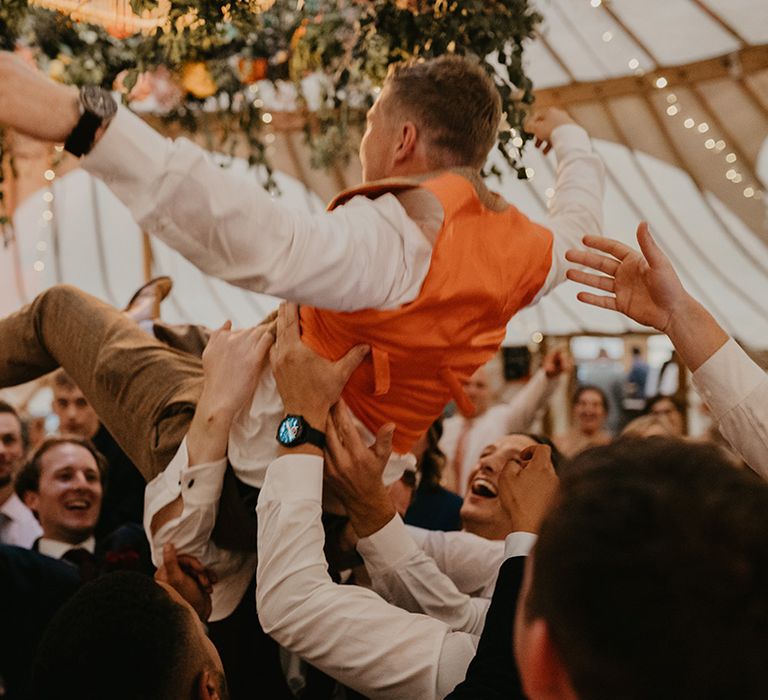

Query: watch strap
[[302, 424, 327, 450], [64, 108, 102, 157]]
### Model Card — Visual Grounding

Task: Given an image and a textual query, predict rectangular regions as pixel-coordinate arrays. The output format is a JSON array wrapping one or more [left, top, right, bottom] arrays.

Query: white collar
[[38, 535, 96, 559]]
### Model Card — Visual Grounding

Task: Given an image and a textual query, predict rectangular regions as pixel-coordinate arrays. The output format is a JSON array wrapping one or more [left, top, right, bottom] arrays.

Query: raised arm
[[324, 401, 490, 635], [144, 322, 272, 619], [526, 108, 606, 300], [257, 303, 476, 699], [0, 51, 432, 312], [566, 223, 768, 478], [496, 349, 572, 434]]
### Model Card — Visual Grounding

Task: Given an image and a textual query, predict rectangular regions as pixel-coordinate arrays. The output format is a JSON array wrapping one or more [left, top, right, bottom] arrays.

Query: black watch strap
[[64, 86, 117, 158], [302, 424, 327, 450]]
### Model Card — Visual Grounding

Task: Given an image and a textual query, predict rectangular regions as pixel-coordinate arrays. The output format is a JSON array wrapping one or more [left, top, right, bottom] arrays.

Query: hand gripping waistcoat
[[300, 171, 554, 454]]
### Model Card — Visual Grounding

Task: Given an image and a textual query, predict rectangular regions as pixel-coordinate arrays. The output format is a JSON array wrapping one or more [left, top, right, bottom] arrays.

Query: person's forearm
[[0, 53, 81, 143], [359, 517, 490, 635], [534, 125, 605, 299], [665, 294, 729, 372], [346, 492, 397, 539], [83, 108, 431, 312], [186, 390, 236, 467]]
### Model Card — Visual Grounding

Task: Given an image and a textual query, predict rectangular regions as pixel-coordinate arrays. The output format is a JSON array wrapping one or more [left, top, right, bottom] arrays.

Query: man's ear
[[24, 490, 39, 514], [518, 619, 578, 700], [393, 120, 419, 164], [197, 670, 222, 700]]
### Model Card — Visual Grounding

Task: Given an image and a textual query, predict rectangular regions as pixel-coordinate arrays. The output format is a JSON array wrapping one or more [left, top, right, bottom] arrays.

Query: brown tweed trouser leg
[[0, 284, 255, 550]]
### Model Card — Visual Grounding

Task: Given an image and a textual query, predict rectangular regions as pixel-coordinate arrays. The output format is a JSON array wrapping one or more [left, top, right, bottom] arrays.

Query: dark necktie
[[61, 547, 99, 582]]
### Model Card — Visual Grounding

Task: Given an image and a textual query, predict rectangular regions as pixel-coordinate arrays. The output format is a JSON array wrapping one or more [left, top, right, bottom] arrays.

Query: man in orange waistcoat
[[0, 52, 604, 620]]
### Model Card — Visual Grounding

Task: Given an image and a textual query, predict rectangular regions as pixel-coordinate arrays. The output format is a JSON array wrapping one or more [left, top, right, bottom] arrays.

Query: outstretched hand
[[497, 444, 558, 534], [270, 302, 369, 428], [565, 222, 690, 333], [324, 401, 396, 538]]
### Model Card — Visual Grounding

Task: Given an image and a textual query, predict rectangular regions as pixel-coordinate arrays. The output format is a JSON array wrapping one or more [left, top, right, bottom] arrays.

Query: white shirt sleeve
[[532, 123, 606, 301], [256, 454, 477, 700], [691, 338, 768, 480], [405, 525, 505, 597], [143, 438, 257, 621], [358, 514, 491, 636], [83, 107, 433, 311]]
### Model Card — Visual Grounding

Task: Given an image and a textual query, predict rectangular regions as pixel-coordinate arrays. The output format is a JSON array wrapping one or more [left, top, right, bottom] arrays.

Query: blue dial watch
[[276, 414, 326, 449]]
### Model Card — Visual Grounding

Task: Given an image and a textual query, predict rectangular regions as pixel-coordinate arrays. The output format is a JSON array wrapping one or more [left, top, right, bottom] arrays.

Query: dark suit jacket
[[446, 555, 527, 699], [0, 545, 81, 699]]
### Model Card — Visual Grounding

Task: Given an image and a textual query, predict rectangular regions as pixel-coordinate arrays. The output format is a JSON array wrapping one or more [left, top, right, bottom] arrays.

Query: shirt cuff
[[261, 453, 324, 502], [504, 531, 537, 559], [551, 123, 592, 157], [168, 438, 228, 506], [82, 106, 169, 191], [692, 338, 765, 420], [357, 514, 421, 572]]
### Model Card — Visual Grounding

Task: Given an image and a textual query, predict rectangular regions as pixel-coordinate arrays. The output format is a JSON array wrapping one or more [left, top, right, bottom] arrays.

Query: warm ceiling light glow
[[655, 77, 668, 88], [28, 0, 170, 35]]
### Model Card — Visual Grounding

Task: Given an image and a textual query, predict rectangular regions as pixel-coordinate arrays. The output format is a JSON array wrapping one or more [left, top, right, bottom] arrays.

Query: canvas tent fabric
[[2, 0, 767, 346]]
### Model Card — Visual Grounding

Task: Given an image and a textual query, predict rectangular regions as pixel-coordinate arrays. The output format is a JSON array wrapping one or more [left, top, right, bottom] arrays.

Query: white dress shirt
[[85, 109, 603, 619], [0, 493, 42, 548], [256, 453, 475, 700], [358, 514, 536, 635], [440, 368, 559, 491], [692, 338, 768, 480]]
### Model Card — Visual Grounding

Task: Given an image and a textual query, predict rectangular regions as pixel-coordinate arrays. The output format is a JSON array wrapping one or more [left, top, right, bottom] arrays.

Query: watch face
[[278, 415, 304, 445]]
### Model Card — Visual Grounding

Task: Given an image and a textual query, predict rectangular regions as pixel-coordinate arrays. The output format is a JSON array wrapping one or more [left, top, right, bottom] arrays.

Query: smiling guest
[[16, 436, 152, 579], [459, 434, 561, 541], [554, 385, 612, 458]]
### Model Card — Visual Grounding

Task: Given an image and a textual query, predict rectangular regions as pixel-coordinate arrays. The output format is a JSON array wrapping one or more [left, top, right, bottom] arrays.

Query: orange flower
[[181, 62, 218, 99]]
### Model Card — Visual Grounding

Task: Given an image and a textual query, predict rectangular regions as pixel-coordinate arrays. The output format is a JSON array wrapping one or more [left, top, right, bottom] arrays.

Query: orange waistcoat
[[300, 172, 554, 454]]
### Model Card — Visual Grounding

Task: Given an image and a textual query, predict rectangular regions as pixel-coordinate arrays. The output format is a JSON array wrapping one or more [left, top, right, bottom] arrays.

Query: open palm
[[565, 223, 688, 333]]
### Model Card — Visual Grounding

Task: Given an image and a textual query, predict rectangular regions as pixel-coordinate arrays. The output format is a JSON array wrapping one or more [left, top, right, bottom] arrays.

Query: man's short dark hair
[[527, 438, 768, 700], [385, 55, 502, 169], [15, 435, 107, 501], [0, 398, 20, 421], [33, 572, 195, 700]]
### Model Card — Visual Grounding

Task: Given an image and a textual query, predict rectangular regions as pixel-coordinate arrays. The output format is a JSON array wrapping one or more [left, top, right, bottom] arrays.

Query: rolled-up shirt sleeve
[[83, 107, 432, 311], [256, 454, 477, 699]]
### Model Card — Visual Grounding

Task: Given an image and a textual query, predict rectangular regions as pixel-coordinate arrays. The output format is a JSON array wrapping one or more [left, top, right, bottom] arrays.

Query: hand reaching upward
[[565, 221, 728, 372], [565, 222, 689, 333]]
